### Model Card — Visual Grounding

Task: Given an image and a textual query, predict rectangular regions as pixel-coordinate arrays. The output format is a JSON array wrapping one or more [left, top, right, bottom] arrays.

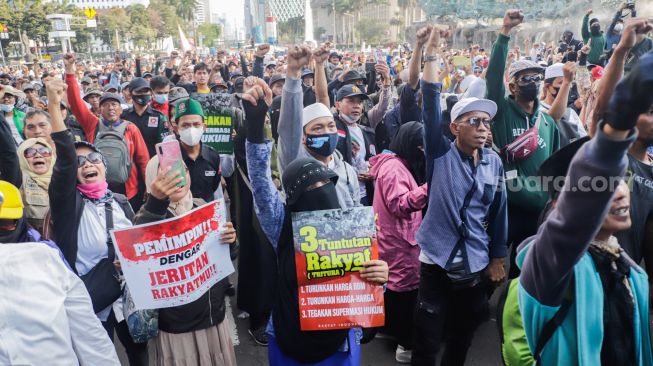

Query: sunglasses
[[461, 117, 492, 128], [76, 152, 104, 167], [517, 74, 543, 84], [24, 146, 52, 158]]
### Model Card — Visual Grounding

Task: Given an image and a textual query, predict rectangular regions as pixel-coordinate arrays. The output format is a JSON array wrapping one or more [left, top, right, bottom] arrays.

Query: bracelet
[[424, 55, 439, 63]]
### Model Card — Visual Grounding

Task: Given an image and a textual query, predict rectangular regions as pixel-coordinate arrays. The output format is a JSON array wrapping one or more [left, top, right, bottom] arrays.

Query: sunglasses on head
[[518, 74, 543, 84], [76, 152, 104, 167], [24, 146, 52, 158], [460, 117, 492, 128]]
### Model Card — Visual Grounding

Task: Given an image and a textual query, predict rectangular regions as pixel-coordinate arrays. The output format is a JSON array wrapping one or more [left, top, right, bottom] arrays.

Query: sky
[[215, 0, 245, 36]]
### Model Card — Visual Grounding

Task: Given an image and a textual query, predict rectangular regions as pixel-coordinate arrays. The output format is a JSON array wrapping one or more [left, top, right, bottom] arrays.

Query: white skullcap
[[302, 103, 333, 127]]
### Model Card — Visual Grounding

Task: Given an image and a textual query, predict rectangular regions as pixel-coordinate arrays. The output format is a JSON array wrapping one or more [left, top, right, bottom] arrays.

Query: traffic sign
[[86, 19, 97, 28], [84, 7, 96, 19]]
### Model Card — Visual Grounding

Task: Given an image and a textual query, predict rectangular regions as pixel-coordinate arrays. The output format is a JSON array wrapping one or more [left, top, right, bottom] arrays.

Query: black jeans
[[411, 263, 489, 366], [507, 203, 541, 279], [102, 309, 148, 366], [385, 288, 418, 349]]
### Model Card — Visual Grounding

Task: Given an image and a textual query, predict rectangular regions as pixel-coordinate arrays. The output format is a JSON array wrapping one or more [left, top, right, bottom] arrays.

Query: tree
[[277, 16, 305, 44], [0, 0, 53, 57], [197, 23, 222, 46], [148, 0, 185, 39], [172, 0, 199, 23], [97, 7, 129, 50], [390, 12, 404, 42], [356, 17, 386, 45], [127, 4, 156, 49]]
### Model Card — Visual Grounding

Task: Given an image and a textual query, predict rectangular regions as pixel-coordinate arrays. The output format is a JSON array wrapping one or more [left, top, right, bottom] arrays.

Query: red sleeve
[[65, 73, 98, 143], [128, 124, 151, 180]]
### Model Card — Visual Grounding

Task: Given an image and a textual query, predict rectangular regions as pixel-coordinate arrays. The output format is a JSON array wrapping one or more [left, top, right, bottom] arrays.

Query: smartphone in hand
[[156, 139, 188, 188]]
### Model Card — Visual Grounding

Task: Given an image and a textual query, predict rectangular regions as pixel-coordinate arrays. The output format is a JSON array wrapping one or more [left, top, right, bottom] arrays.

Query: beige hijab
[[17, 138, 55, 191], [145, 155, 193, 216]]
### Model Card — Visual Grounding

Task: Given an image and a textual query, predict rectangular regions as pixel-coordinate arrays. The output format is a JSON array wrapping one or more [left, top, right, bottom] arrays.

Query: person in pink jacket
[[369, 121, 428, 364]]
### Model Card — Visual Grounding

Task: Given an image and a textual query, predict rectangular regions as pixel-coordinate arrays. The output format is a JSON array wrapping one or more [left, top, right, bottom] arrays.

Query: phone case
[[156, 140, 188, 188]]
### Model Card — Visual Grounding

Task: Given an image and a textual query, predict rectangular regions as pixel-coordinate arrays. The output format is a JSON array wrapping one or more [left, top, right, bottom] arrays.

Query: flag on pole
[[178, 23, 194, 52]]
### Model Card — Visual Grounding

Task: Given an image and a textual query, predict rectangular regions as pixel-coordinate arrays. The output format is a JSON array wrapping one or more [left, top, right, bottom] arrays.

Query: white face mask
[[179, 126, 204, 146], [340, 112, 360, 125]]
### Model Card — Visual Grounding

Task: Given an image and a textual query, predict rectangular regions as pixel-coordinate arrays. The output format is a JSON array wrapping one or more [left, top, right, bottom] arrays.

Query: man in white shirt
[[0, 243, 119, 365], [541, 62, 588, 146]]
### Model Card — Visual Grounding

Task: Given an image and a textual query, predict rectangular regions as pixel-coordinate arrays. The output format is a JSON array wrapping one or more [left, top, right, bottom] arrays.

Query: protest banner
[[111, 200, 234, 309], [292, 207, 384, 331], [191, 93, 236, 154], [453, 55, 471, 67]]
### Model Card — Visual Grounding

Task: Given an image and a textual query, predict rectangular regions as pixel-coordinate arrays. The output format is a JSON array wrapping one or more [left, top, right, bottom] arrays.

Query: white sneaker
[[395, 345, 412, 364]]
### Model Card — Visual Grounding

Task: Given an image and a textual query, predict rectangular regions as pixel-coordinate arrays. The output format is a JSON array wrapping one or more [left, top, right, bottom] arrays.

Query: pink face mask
[[77, 181, 108, 199]]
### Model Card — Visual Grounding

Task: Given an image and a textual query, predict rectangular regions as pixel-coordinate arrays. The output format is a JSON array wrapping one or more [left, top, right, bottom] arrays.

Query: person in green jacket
[[485, 9, 561, 278], [582, 9, 607, 65], [0, 85, 26, 145]]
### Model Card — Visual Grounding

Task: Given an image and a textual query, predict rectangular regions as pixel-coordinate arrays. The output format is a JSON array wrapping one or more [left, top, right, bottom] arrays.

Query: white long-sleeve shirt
[[0, 243, 120, 366]]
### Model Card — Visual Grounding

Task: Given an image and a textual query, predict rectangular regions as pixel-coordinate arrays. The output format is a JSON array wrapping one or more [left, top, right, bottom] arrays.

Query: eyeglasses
[[461, 117, 492, 128], [24, 146, 52, 158], [76, 152, 104, 167], [518, 74, 543, 85]]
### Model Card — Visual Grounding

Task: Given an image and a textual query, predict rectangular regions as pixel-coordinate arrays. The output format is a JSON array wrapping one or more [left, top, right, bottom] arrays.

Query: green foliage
[[277, 16, 305, 44], [126, 4, 156, 49], [418, 0, 593, 21], [173, 0, 199, 23], [356, 17, 386, 45], [197, 23, 222, 46]]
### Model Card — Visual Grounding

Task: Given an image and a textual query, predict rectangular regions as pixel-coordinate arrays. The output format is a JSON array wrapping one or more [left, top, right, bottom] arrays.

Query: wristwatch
[[424, 55, 439, 63]]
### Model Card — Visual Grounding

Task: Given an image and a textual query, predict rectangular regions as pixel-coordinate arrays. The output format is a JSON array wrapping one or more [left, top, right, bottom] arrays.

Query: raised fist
[[255, 44, 271, 58], [503, 9, 524, 31]]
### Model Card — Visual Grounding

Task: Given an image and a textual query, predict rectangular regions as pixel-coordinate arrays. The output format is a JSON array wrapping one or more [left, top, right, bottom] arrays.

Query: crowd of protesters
[[0, 2, 653, 366]]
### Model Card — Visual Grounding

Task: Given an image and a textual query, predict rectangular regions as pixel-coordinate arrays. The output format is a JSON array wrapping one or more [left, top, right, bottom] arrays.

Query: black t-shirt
[[615, 154, 653, 262], [121, 106, 166, 158], [182, 143, 221, 202]]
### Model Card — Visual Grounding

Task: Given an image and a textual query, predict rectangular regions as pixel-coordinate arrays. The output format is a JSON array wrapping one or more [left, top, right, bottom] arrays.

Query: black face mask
[[591, 26, 601, 36], [518, 82, 540, 102], [133, 95, 151, 106], [305, 132, 339, 157], [0, 218, 28, 244], [290, 182, 340, 212]]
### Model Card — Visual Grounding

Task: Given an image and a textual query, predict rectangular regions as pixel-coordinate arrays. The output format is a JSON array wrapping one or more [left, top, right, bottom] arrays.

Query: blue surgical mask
[[0, 103, 14, 112], [305, 132, 339, 157], [153, 94, 168, 104]]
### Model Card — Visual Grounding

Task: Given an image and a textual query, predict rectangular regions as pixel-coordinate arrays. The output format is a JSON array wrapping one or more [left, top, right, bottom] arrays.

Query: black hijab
[[273, 158, 348, 363], [389, 121, 426, 184]]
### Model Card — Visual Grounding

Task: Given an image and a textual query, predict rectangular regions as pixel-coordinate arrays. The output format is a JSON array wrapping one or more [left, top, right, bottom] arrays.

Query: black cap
[[342, 70, 365, 84], [336, 84, 369, 101], [99, 92, 122, 106], [282, 157, 338, 205], [143, 72, 153, 78], [537, 136, 590, 198], [268, 74, 286, 87], [329, 52, 341, 60], [128, 77, 150, 93]]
